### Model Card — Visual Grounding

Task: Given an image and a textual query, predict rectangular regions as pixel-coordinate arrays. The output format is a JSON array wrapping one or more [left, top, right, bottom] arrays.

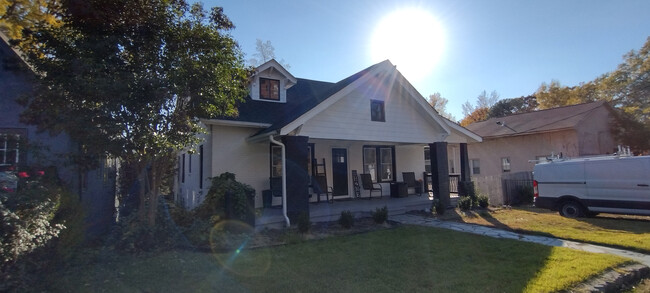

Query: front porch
[[257, 193, 460, 229]]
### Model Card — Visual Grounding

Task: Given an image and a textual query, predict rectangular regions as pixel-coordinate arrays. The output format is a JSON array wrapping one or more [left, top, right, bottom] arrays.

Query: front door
[[332, 148, 348, 196]]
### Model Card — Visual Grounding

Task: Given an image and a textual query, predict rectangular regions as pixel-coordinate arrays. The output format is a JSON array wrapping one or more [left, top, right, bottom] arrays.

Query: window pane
[[272, 146, 282, 177], [501, 157, 511, 172], [471, 159, 480, 175], [380, 148, 393, 181], [363, 148, 376, 181], [370, 100, 385, 122], [260, 78, 280, 100]]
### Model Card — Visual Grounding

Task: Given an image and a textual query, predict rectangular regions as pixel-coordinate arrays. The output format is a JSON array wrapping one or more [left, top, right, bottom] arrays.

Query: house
[[0, 32, 116, 237], [465, 101, 617, 204], [176, 59, 481, 226]]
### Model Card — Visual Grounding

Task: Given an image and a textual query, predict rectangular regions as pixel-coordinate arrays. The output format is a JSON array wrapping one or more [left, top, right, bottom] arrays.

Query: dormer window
[[260, 78, 280, 101]]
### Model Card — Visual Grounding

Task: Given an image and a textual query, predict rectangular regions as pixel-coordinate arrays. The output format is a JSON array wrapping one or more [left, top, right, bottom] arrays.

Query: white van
[[533, 155, 650, 218]]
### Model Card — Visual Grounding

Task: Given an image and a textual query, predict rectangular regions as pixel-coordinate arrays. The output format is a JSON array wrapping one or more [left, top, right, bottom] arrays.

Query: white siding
[[299, 79, 446, 143]]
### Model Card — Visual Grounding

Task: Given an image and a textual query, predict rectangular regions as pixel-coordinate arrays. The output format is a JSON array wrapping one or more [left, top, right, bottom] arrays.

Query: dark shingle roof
[[465, 101, 610, 138], [216, 60, 387, 136]]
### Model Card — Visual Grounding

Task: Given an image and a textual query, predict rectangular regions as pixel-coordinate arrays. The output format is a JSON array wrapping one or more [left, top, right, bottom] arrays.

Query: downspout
[[269, 135, 290, 227]]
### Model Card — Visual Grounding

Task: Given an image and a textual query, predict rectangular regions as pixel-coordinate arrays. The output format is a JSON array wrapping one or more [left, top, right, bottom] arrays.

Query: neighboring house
[[465, 101, 617, 204], [176, 59, 481, 224], [0, 32, 116, 237]]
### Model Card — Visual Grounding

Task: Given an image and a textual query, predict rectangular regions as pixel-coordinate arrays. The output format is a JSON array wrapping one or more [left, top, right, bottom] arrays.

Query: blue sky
[[205, 0, 650, 120]]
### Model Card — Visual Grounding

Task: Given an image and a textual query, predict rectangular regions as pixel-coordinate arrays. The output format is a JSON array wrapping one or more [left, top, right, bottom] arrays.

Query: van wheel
[[559, 201, 585, 218]]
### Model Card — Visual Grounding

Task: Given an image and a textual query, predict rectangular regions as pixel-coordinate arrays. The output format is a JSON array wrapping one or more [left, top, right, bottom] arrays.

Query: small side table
[[390, 182, 408, 198]]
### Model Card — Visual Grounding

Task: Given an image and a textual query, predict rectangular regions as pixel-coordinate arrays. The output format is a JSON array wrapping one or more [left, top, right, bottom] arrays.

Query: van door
[[586, 157, 650, 212]]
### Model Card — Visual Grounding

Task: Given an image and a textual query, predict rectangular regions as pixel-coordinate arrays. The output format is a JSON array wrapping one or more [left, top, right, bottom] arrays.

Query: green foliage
[[296, 212, 311, 234], [488, 95, 538, 118], [432, 197, 445, 215], [457, 196, 473, 211], [196, 172, 255, 224], [338, 210, 355, 229], [0, 173, 67, 292], [477, 195, 489, 208], [371, 206, 388, 224], [534, 37, 650, 153], [18, 0, 252, 226]]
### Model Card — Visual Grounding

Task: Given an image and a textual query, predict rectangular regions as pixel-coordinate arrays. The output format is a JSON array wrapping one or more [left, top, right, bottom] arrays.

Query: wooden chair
[[402, 172, 423, 196], [360, 173, 382, 199], [312, 175, 333, 203]]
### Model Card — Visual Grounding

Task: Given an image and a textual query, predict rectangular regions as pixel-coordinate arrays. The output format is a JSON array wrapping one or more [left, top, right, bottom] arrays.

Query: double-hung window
[[363, 146, 394, 182], [501, 157, 511, 172], [0, 133, 20, 166], [471, 159, 480, 175], [271, 145, 282, 177]]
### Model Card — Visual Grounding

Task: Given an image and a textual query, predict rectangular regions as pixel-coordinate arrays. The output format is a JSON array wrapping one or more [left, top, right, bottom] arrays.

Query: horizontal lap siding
[[300, 83, 443, 143]]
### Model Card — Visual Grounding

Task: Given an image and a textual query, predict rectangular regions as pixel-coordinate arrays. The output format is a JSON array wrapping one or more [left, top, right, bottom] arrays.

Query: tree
[[488, 95, 538, 118], [18, 0, 251, 226], [459, 90, 499, 126], [248, 38, 290, 69], [427, 92, 456, 121], [0, 0, 61, 40]]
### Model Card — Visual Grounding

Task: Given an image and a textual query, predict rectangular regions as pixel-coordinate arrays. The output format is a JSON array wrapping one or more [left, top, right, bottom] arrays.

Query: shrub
[[433, 197, 445, 215], [371, 206, 388, 224], [457, 196, 473, 211], [477, 195, 489, 208], [195, 172, 255, 224], [297, 212, 311, 233], [338, 210, 354, 229]]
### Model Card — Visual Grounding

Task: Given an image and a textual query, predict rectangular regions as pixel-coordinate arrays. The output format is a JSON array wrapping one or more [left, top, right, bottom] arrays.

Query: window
[[449, 159, 456, 174], [271, 145, 282, 177], [181, 154, 185, 183], [199, 145, 204, 189], [363, 146, 394, 182], [260, 78, 280, 100], [501, 157, 511, 172], [307, 144, 315, 185], [423, 147, 431, 173], [0, 133, 21, 166], [370, 100, 385, 122], [471, 159, 480, 175], [188, 153, 192, 173]]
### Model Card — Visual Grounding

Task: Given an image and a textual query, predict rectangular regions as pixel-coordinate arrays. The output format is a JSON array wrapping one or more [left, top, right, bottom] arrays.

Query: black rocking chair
[[402, 172, 423, 196], [360, 173, 383, 199]]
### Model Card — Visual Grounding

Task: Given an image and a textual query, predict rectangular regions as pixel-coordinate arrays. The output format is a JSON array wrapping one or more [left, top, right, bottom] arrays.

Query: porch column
[[282, 135, 310, 222], [459, 143, 471, 196], [429, 142, 450, 208]]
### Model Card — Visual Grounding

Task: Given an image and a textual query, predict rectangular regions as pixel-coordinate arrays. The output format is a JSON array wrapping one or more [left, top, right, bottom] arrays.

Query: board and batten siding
[[299, 80, 446, 143]]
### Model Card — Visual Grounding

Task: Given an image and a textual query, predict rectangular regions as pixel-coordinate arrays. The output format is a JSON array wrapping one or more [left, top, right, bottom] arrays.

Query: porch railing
[[422, 173, 460, 194]]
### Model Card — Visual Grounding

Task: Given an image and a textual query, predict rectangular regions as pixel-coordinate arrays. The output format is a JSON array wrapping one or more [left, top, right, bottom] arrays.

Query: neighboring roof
[[465, 101, 612, 139], [0, 31, 33, 73]]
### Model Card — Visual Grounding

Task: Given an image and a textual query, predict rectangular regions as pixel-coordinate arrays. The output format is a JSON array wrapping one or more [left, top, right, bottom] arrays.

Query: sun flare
[[370, 8, 445, 82]]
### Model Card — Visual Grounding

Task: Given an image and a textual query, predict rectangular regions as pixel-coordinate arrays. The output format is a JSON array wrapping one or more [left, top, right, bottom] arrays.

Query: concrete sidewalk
[[391, 213, 650, 267]]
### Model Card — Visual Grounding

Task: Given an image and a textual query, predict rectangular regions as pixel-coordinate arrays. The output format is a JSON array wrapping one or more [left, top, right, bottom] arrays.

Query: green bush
[[433, 198, 445, 215], [371, 206, 388, 224], [477, 195, 489, 208], [457, 196, 473, 211], [338, 210, 355, 229], [195, 172, 255, 224], [297, 212, 311, 233]]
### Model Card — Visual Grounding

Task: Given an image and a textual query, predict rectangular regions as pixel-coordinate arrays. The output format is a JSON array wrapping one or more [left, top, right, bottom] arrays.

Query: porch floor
[[257, 193, 459, 229]]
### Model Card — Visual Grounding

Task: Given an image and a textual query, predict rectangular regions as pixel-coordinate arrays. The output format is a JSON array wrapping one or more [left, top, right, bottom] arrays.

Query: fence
[[471, 171, 533, 206]]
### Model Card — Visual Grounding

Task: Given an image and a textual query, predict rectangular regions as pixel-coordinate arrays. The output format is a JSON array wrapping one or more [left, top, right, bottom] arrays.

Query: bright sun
[[370, 8, 445, 82]]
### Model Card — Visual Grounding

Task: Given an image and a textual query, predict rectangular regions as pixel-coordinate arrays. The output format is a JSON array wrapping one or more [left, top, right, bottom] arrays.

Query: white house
[[176, 59, 481, 225]]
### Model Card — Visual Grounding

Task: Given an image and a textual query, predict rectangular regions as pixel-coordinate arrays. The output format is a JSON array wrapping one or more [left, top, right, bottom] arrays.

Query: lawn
[[454, 207, 650, 253], [47, 226, 629, 293]]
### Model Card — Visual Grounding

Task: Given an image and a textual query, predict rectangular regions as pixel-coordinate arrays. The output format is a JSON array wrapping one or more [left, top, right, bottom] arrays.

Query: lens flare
[[210, 220, 272, 277]]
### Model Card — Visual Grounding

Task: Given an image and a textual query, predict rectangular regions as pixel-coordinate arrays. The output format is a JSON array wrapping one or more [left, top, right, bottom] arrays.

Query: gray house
[[0, 32, 116, 237]]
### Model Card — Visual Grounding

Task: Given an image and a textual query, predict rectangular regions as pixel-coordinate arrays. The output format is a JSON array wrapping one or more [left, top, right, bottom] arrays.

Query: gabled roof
[[466, 101, 612, 139], [255, 59, 297, 89], [208, 60, 387, 133]]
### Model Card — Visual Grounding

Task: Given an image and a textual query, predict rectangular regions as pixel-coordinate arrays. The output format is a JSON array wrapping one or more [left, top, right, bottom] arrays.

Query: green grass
[[455, 207, 650, 253], [47, 226, 628, 293]]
